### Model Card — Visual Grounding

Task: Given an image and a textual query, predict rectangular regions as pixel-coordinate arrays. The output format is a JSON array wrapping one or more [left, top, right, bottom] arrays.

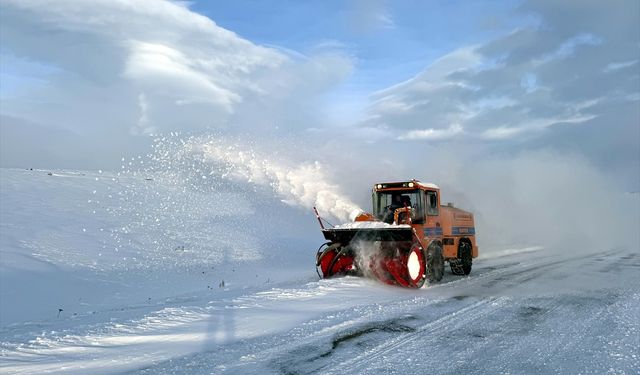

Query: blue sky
[[0, 0, 638, 190], [191, 1, 526, 91]]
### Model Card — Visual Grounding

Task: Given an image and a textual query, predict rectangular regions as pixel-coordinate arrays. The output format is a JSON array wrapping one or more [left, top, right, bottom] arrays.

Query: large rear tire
[[427, 243, 444, 282], [461, 242, 472, 275], [451, 241, 473, 275]]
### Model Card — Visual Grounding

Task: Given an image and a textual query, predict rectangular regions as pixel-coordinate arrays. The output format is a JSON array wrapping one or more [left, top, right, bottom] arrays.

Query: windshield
[[372, 189, 424, 224]]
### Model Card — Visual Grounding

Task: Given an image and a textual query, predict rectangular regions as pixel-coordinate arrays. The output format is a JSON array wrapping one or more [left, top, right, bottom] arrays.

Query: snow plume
[[95, 166, 261, 270], [155, 134, 364, 223], [83, 132, 364, 272]]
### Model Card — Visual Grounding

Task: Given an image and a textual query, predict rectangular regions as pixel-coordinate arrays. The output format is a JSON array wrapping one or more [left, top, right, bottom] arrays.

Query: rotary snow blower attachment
[[314, 180, 479, 288]]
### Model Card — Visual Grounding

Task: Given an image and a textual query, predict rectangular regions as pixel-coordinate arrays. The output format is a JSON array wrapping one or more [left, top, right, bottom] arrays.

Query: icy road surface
[[2, 248, 638, 374]]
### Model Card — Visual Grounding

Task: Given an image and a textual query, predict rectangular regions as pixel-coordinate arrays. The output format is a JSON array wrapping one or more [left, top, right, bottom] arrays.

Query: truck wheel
[[461, 242, 473, 275], [427, 243, 444, 282], [451, 241, 473, 276]]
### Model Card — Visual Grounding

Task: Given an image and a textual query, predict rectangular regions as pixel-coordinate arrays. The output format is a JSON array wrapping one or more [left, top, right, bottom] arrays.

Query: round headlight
[[408, 182, 414, 187], [376, 184, 382, 189]]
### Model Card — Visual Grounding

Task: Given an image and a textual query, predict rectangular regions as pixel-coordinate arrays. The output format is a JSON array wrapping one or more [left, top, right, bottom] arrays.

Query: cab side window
[[426, 191, 439, 215]]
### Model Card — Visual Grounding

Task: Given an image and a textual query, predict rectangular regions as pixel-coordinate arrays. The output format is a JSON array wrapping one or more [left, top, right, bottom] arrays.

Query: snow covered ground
[[1, 168, 639, 374]]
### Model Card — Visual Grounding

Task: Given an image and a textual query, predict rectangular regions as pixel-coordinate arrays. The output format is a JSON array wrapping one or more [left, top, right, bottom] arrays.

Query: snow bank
[[0, 168, 317, 326]]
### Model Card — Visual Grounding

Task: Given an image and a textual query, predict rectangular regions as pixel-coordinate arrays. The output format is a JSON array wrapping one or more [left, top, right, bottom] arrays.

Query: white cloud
[[362, 2, 638, 157], [133, 92, 154, 135], [604, 60, 638, 73], [480, 126, 529, 140], [0, 0, 360, 172], [480, 114, 597, 140], [535, 33, 602, 65], [347, 0, 395, 33], [371, 46, 481, 99], [0, 0, 352, 139], [398, 124, 464, 141], [123, 41, 242, 111], [520, 72, 539, 93]]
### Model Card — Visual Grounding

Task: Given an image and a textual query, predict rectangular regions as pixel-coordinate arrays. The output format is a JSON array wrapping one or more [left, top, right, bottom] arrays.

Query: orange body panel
[[438, 206, 478, 259], [374, 180, 478, 261]]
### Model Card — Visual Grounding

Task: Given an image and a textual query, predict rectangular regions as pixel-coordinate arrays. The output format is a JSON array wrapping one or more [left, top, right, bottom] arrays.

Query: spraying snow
[[76, 133, 363, 274], [150, 134, 363, 222]]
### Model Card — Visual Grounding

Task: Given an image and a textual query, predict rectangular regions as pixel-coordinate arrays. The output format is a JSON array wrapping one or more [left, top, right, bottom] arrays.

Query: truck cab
[[370, 180, 478, 275]]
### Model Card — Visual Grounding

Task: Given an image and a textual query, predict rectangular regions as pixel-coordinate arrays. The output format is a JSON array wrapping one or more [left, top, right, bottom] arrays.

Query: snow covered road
[[1, 169, 638, 374], [2, 247, 638, 374]]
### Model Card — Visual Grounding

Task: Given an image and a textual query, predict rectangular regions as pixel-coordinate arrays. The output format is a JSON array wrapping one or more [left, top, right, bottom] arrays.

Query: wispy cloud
[[535, 33, 602, 65], [604, 60, 638, 73], [347, 0, 395, 33], [399, 124, 463, 141], [363, 1, 638, 156], [0, 0, 357, 169], [480, 114, 596, 140]]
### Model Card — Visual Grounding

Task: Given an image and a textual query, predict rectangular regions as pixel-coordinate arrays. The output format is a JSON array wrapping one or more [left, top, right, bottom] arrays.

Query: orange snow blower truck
[[315, 180, 478, 288]]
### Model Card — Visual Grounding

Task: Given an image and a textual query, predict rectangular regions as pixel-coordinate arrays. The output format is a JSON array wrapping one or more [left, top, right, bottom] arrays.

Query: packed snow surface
[[1, 168, 639, 374]]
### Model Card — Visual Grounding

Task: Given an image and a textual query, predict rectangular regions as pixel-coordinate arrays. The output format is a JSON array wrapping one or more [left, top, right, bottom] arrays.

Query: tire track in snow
[[221, 255, 557, 372], [294, 249, 623, 374], [261, 255, 562, 373], [213, 250, 605, 374], [321, 296, 505, 375], [147, 249, 635, 375]]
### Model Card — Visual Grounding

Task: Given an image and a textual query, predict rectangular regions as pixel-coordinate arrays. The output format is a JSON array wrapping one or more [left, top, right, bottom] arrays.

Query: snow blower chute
[[314, 180, 479, 288]]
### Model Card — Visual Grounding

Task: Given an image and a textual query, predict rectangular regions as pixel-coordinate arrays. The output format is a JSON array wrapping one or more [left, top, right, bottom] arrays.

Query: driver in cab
[[383, 194, 411, 223]]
